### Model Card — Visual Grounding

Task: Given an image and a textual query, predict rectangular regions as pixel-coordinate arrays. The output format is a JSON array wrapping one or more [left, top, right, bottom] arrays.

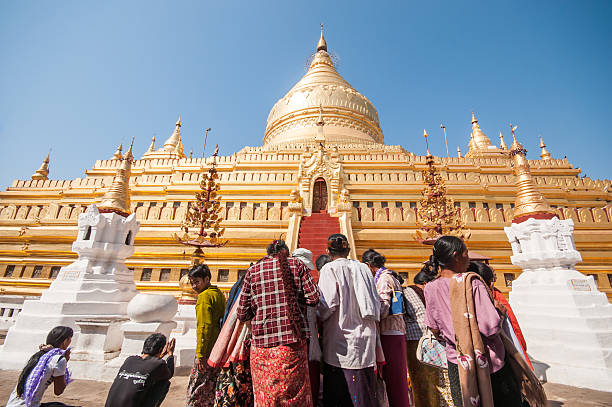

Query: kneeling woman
[[6, 326, 73, 407]]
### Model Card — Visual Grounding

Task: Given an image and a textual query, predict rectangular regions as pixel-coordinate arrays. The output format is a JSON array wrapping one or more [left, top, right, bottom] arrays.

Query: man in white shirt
[[317, 234, 380, 407]]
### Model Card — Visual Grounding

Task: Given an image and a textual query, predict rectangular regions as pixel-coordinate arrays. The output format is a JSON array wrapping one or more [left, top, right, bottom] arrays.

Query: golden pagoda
[[0, 29, 611, 300], [31, 154, 50, 180], [508, 127, 555, 223], [98, 139, 134, 217], [540, 136, 551, 160]]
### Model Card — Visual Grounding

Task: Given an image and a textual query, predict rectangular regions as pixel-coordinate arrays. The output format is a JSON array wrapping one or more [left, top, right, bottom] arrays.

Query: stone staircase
[[297, 212, 340, 281]]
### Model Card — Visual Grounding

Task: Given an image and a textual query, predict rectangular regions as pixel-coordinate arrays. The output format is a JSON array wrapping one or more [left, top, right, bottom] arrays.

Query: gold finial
[[113, 143, 123, 159], [509, 124, 520, 150], [457, 146, 462, 158], [424, 129, 431, 156], [163, 116, 182, 152], [508, 126, 554, 223], [499, 131, 508, 150], [147, 136, 155, 153], [471, 111, 478, 124], [32, 152, 50, 180], [189, 149, 193, 159], [317, 23, 327, 52], [99, 137, 134, 217], [539, 136, 551, 160], [124, 137, 134, 160]]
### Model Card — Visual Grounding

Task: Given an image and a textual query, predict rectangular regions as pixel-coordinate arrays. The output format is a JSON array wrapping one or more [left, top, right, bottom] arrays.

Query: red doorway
[[312, 178, 328, 213]]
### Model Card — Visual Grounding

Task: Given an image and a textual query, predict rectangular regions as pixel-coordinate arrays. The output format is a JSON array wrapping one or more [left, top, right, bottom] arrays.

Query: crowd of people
[[5, 234, 546, 407]]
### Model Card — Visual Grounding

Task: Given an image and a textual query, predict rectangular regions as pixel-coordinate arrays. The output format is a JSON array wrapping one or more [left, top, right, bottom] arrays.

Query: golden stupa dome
[[263, 29, 383, 147]]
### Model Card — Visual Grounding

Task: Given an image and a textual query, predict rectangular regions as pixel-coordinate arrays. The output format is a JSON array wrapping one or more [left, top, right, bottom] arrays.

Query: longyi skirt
[[250, 341, 313, 407]]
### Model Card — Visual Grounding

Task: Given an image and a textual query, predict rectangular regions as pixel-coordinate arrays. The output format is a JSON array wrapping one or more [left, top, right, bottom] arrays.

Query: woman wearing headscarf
[[5, 326, 73, 407], [237, 240, 320, 406]]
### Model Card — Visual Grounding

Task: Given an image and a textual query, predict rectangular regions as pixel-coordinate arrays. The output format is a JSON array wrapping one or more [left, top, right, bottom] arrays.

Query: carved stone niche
[[296, 145, 344, 214]]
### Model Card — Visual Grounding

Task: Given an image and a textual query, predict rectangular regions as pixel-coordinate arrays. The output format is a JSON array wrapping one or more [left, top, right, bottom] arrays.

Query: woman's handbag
[[416, 328, 448, 369], [389, 290, 405, 315]]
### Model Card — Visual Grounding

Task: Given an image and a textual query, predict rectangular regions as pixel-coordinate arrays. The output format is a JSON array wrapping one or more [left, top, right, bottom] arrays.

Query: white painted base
[[509, 267, 612, 392]]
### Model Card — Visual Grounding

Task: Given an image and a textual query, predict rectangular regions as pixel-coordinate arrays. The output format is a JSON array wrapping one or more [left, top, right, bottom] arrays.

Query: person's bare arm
[[52, 349, 70, 395]]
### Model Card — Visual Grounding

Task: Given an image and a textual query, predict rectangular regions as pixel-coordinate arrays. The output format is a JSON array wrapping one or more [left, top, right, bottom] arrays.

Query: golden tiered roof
[[264, 29, 383, 147]]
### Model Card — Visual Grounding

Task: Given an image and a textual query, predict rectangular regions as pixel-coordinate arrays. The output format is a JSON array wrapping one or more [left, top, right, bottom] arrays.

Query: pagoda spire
[[317, 23, 327, 52], [31, 153, 50, 180], [508, 125, 554, 223], [499, 131, 508, 150], [469, 111, 493, 150], [99, 138, 134, 217], [147, 136, 155, 153], [112, 143, 123, 159], [175, 133, 185, 158], [540, 136, 551, 160], [457, 146, 462, 158], [163, 116, 182, 152]]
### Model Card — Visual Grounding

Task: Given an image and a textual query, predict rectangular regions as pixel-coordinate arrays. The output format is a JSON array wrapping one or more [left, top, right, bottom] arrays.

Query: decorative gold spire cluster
[[99, 139, 134, 217], [31, 153, 50, 180], [142, 116, 186, 160], [540, 136, 551, 160], [508, 125, 554, 223], [176, 145, 227, 261], [416, 138, 469, 242]]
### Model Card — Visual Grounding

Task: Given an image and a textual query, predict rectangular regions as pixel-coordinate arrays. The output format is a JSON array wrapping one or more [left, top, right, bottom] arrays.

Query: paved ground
[[0, 369, 611, 407]]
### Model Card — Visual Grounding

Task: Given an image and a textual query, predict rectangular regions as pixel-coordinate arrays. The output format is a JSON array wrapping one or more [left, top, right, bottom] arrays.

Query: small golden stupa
[[508, 126, 555, 223], [540, 136, 551, 160], [31, 153, 50, 180], [98, 139, 134, 217]]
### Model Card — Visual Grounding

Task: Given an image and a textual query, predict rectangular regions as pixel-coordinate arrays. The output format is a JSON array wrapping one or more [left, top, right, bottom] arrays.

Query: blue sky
[[1, 1, 610, 188]]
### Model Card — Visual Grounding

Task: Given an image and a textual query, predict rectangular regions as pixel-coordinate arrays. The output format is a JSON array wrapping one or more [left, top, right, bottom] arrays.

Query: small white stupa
[[0, 142, 140, 376], [504, 131, 612, 392]]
